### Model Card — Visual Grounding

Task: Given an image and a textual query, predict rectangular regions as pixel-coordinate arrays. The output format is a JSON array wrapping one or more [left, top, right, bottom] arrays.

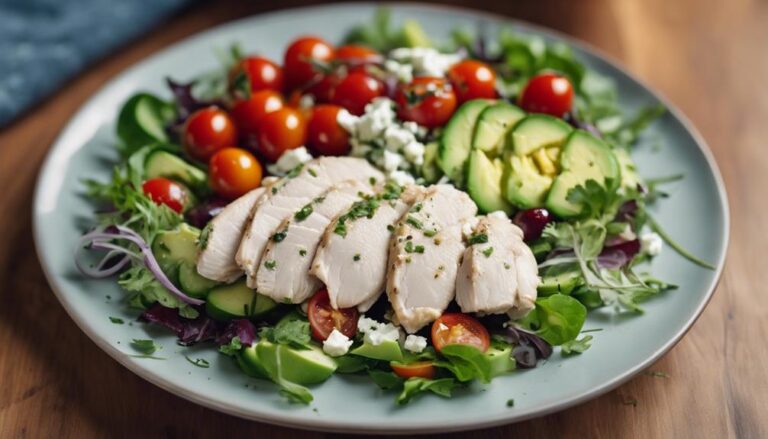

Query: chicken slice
[[254, 180, 374, 304], [196, 186, 268, 283], [387, 184, 478, 333], [312, 183, 425, 311], [236, 157, 383, 287], [456, 215, 539, 316]]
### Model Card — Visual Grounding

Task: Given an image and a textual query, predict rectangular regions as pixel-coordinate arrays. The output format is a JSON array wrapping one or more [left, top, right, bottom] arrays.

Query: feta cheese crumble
[[267, 146, 313, 176], [389, 47, 463, 78], [488, 210, 508, 221], [403, 334, 427, 353], [323, 329, 353, 357], [640, 232, 663, 256], [363, 322, 401, 346], [357, 315, 380, 334]]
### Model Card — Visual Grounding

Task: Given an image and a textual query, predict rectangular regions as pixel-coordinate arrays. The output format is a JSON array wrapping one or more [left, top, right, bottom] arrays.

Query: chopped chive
[[406, 215, 423, 229], [299, 249, 307, 257], [109, 317, 124, 324], [468, 233, 488, 245], [353, 254, 361, 261], [482, 247, 494, 258], [184, 355, 210, 368], [264, 260, 277, 270]]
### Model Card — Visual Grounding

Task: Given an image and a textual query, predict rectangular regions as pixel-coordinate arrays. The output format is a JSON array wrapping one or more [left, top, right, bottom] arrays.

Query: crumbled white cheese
[[384, 125, 415, 151], [358, 315, 380, 334], [323, 329, 353, 357], [364, 322, 401, 346], [488, 211, 508, 220], [619, 224, 637, 241], [380, 150, 404, 172], [384, 59, 414, 83], [336, 108, 360, 134], [640, 232, 663, 256], [267, 146, 313, 175], [403, 334, 428, 353], [389, 47, 463, 77], [402, 141, 425, 166], [389, 170, 416, 186], [357, 98, 397, 142]]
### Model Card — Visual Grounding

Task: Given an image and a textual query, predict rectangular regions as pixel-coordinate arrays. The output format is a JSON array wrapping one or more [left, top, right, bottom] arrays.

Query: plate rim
[[32, 2, 730, 434]]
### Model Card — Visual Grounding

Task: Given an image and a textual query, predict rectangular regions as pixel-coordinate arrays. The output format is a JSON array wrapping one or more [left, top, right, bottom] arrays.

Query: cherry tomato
[[395, 77, 458, 128], [307, 289, 359, 341], [431, 313, 490, 353], [331, 72, 385, 116], [334, 44, 380, 73], [256, 107, 308, 162], [230, 56, 284, 96], [230, 90, 284, 141], [183, 107, 238, 162], [284, 36, 335, 90], [208, 147, 263, 200], [448, 60, 498, 103], [518, 73, 574, 117], [142, 178, 188, 213], [391, 361, 436, 380], [307, 104, 350, 156], [308, 73, 341, 103]]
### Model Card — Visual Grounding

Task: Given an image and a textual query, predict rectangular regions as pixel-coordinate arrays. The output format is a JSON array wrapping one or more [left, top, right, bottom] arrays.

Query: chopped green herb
[[482, 247, 494, 258], [109, 317, 124, 324], [130, 339, 158, 355], [380, 181, 403, 200], [369, 176, 377, 185], [387, 224, 395, 232], [405, 256, 412, 264], [271, 186, 278, 195], [434, 238, 442, 246], [199, 223, 212, 250], [264, 260, 277, 270], [294, 204, 314, 221], [299, 249, 307, 257], [272, 230, 288, 242], [561, 335, 593, 355], [334, 196, 381, 237], [406, 215, 423, 229], [581, 328, 603, 333], [353, 253, 361, 261], [506, 399, 515, 407], [415, 245, 425, 253], [404, 241, 424, 254], [308, 168, 318, 177], [503, 263, 511, 270], [411, 203, 423, 213], [468, 233, 488, 245], [423, 229, 437, 237], [185, 355, 211, 368], [286, 164, 304, 178]]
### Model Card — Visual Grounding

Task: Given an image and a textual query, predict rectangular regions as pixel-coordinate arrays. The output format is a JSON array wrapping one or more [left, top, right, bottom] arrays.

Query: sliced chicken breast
[[236, 157, 383, 287], [254, 180, 373, 304], [312, 184, 425, 311], [196, 186, 268, 283], [456, 215, 539, 316], [387, 185, 478, 333]]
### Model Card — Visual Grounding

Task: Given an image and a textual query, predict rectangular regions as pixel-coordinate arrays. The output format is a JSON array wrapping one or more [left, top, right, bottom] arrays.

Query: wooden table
[[0, 0, 764, 436]]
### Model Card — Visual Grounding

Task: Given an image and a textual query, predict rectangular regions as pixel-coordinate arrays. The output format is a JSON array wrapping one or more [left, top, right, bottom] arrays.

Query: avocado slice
[[438, 99, 493, 186], [205, 280, 277, 321], [545, 130, 621, 218], [467, 149, 513, 214], [420, 141, 443, 184], [401, 20, 431, 48], [256, 340, 337, 385], [237, 343, 270, 379], [145, 149, 207, 189], [538, 263, 584, 296], [350, 339, 403, 362], [486, 345, 516, 377], [472, 102, 526, 155], [177, 262, 218, 299], [117, 93, 175, 154], [507, 114, 573, 157], [614, 148, 642, 190], [503, 155, 554, 209]]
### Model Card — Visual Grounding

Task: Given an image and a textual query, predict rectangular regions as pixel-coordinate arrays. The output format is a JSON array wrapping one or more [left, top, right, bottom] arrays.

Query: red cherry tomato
[[230, 56, 284, 95], [518, 73, 574, 117], [391, 361, 436, 380], [230, 90, 284, 142], [307, 104, 350, 156], [335, 44, 380, 73], [395, 77, 458, 128], [307, 289, 359, 341], [142, 178, 188, 213], [308, 73, 341, 103], [431, 313, 490, 353], [183, 107, 238, 162], [256, 107, 308, 162], [208, 147, 263, 200], [284, 36, 335, 90], [331, 72, 385, 116], [447, 60, 498, 103]]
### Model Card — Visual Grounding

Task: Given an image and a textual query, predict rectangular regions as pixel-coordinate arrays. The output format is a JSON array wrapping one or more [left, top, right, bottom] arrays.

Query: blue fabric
[[0, 0, 191, 127]]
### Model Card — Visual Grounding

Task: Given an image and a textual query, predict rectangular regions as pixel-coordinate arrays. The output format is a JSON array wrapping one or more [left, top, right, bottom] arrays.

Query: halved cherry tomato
[[307, 104, 350, 156], [284, 36, 335, 90], [447, 60, 498, 103], [307, 289, 359, 341], [142, 178, 188, 213], [331, 72, 385, 116], [229, 56, 284, 96], [208, 147, 263, 200], [334, 44, 380, 73], [256, 107, 308, 162], [431, 313, 490, 353], [518, 72, 574, 117], [230, 90, 284, 142], [395, 77, 457, 128], [391, 361, 437, 380], [183, 107, 238, 162]]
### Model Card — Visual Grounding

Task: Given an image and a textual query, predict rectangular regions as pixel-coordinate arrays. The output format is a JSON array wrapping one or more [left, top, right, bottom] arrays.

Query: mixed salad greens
[[77, 9, 712, 406]]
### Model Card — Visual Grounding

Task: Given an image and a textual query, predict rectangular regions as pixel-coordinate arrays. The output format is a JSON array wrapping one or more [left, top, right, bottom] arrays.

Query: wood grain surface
[[0, 0, 764, 437]]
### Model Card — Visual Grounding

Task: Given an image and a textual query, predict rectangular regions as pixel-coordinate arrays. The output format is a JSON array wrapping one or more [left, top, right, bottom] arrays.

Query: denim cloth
[[0, 0, 191, 128]]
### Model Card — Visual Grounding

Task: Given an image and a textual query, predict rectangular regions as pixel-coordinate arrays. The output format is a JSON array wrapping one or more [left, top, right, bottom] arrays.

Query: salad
[[77, 10, 713, 405]]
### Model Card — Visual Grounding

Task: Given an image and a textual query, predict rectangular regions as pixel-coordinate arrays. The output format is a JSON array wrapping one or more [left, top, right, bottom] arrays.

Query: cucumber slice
[[467, 149, 512, 214], [178, 262, 218, 299], [206, 280, 278, 320], [508, 114, 572, 157], [538, 263, 584, 296], [117, 93, 175, 154], [545, 130, 621, 218], [237, 343, 270, 379], [145, 150, 207, 189], [256, 341, 337, 385], [438, 99, 492, 186], [350, 338, 403, 362], [472, 102, 526, 154], [420, 141, 443, 183]]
